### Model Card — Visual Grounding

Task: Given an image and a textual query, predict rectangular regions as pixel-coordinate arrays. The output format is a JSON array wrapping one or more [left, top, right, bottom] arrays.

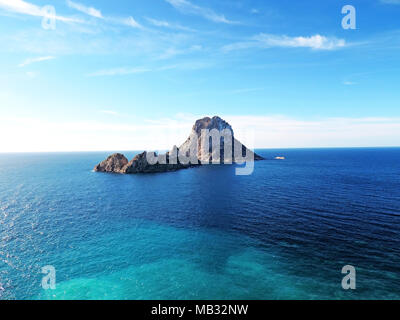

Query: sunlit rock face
[[94, 116, 264, 174], [94, 153, 128, 173], [179, 116, 234, 164], [179, 116, 263, 164]]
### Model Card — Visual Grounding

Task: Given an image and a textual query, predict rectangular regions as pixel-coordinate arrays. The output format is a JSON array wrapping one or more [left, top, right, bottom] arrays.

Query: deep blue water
[[0, 148, 400, 300]]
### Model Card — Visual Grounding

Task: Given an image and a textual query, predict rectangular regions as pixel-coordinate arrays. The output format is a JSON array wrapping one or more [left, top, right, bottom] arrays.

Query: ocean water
[[0, 148, 400, 300]]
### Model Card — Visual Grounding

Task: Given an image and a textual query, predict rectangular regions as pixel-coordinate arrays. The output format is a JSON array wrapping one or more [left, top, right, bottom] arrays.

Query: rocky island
[[94, 116, 264, 174]]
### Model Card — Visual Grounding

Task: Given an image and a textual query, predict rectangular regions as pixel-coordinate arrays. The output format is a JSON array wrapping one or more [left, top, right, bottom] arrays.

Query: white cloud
[[157, 45, 202, 60], [145, 17, 194, 31], [223, 34, 346, 52], [100, 110, 118, 116], [2, 115, 400, 152], [140, 114, 400, 149], [0, 0, 42, 16], [0, 0, 143, 30], [104, 16, 143, 29], [87, 67, 151, 77], [146, 17, 171, 28], [343, 81, 357, 85], [0, 0, 81, 23], [165, 0, 236, 24], [65, 1, 142, 28], [258, 34, 346, 50], [87, 60, 211, 76], [157, 60, 213, 71], [18, 56, 55, 67], [229, 115, 400, 148], [65, 0, 144, 29], [120, 16, 142, 28], [66, 0, 103, 18]]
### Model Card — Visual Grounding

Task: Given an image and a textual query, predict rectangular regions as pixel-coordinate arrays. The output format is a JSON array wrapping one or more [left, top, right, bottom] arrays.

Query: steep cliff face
[[179, 116, 263, 163], [94, 116, 264, 174]]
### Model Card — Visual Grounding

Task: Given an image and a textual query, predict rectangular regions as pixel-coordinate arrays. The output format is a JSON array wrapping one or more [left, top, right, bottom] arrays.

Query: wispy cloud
[[100, 15, 143, 29], [145, 17, 194, 31], [157, 61, 213, 71], [66, 0, 142, 28], [157, 45, 202, 60], [223, 34, 347, 52], [0, 0, 81, 22], [87, 67, 151, 77], [343, 81, 357, 85], [118, 16, 142, 28], [66, 0, 103, 18], [165, 0, 237, 24], [88, 61, 212, 77], [18, 56, 55, 67], [100, 110, 118, 116]]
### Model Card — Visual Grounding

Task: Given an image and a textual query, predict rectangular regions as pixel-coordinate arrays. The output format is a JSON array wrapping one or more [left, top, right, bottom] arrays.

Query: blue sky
[[1, 0, 400, 151]]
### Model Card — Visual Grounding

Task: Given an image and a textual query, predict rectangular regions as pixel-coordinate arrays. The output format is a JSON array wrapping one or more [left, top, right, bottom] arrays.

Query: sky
[[0, 0, 400, 152]]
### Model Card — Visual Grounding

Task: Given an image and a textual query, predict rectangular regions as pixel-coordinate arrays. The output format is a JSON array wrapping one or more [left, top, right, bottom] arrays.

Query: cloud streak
[[66, 0, 103, 18], [87, 60, 212, 76], [87, 67, 151, 77], [157, 45, 202, 60], [65, 0, 142, 28], [165, 0, 236, 24], [343, 81, 357, 85], [223, 34, 346, 51], [118, 16, 142, 28], [0, 0, 81, 23], [145, 17, 194, 31], [18, 56, 55, 67], [100, 110, 118, 116]]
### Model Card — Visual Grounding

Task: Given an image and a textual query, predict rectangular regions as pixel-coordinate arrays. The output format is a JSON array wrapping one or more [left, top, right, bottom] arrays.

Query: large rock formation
[[179, 116, 264, 163], [94, 116, 264, 174], [123, 151, 191, 174], [94, 153, 128, 173]]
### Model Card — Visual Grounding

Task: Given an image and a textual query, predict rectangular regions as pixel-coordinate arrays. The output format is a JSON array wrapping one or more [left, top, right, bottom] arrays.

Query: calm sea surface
[[0, 148, 399, 300]]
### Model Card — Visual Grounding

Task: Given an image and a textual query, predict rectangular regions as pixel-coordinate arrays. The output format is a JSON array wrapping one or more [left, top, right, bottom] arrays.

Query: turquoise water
[[0, 149, 400, 299]]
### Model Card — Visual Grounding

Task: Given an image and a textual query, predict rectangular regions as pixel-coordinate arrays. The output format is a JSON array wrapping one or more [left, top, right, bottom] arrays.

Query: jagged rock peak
[[192, 116, 234, 136]]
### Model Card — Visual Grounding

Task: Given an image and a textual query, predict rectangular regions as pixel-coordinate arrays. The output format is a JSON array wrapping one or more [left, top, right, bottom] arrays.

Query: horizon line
[[1, 146, 400, 154]]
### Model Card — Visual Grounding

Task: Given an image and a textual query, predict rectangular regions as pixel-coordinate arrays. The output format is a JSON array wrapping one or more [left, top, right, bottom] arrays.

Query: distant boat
[[274, 156, 285, 160]]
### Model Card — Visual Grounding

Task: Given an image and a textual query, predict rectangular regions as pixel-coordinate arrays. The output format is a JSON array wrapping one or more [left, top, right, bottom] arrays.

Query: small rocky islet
[[94, 116, 265, 174]]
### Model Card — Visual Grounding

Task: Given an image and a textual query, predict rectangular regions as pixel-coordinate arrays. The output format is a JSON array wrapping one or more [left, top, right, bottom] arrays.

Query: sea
[[0, 148, 399, 300]]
